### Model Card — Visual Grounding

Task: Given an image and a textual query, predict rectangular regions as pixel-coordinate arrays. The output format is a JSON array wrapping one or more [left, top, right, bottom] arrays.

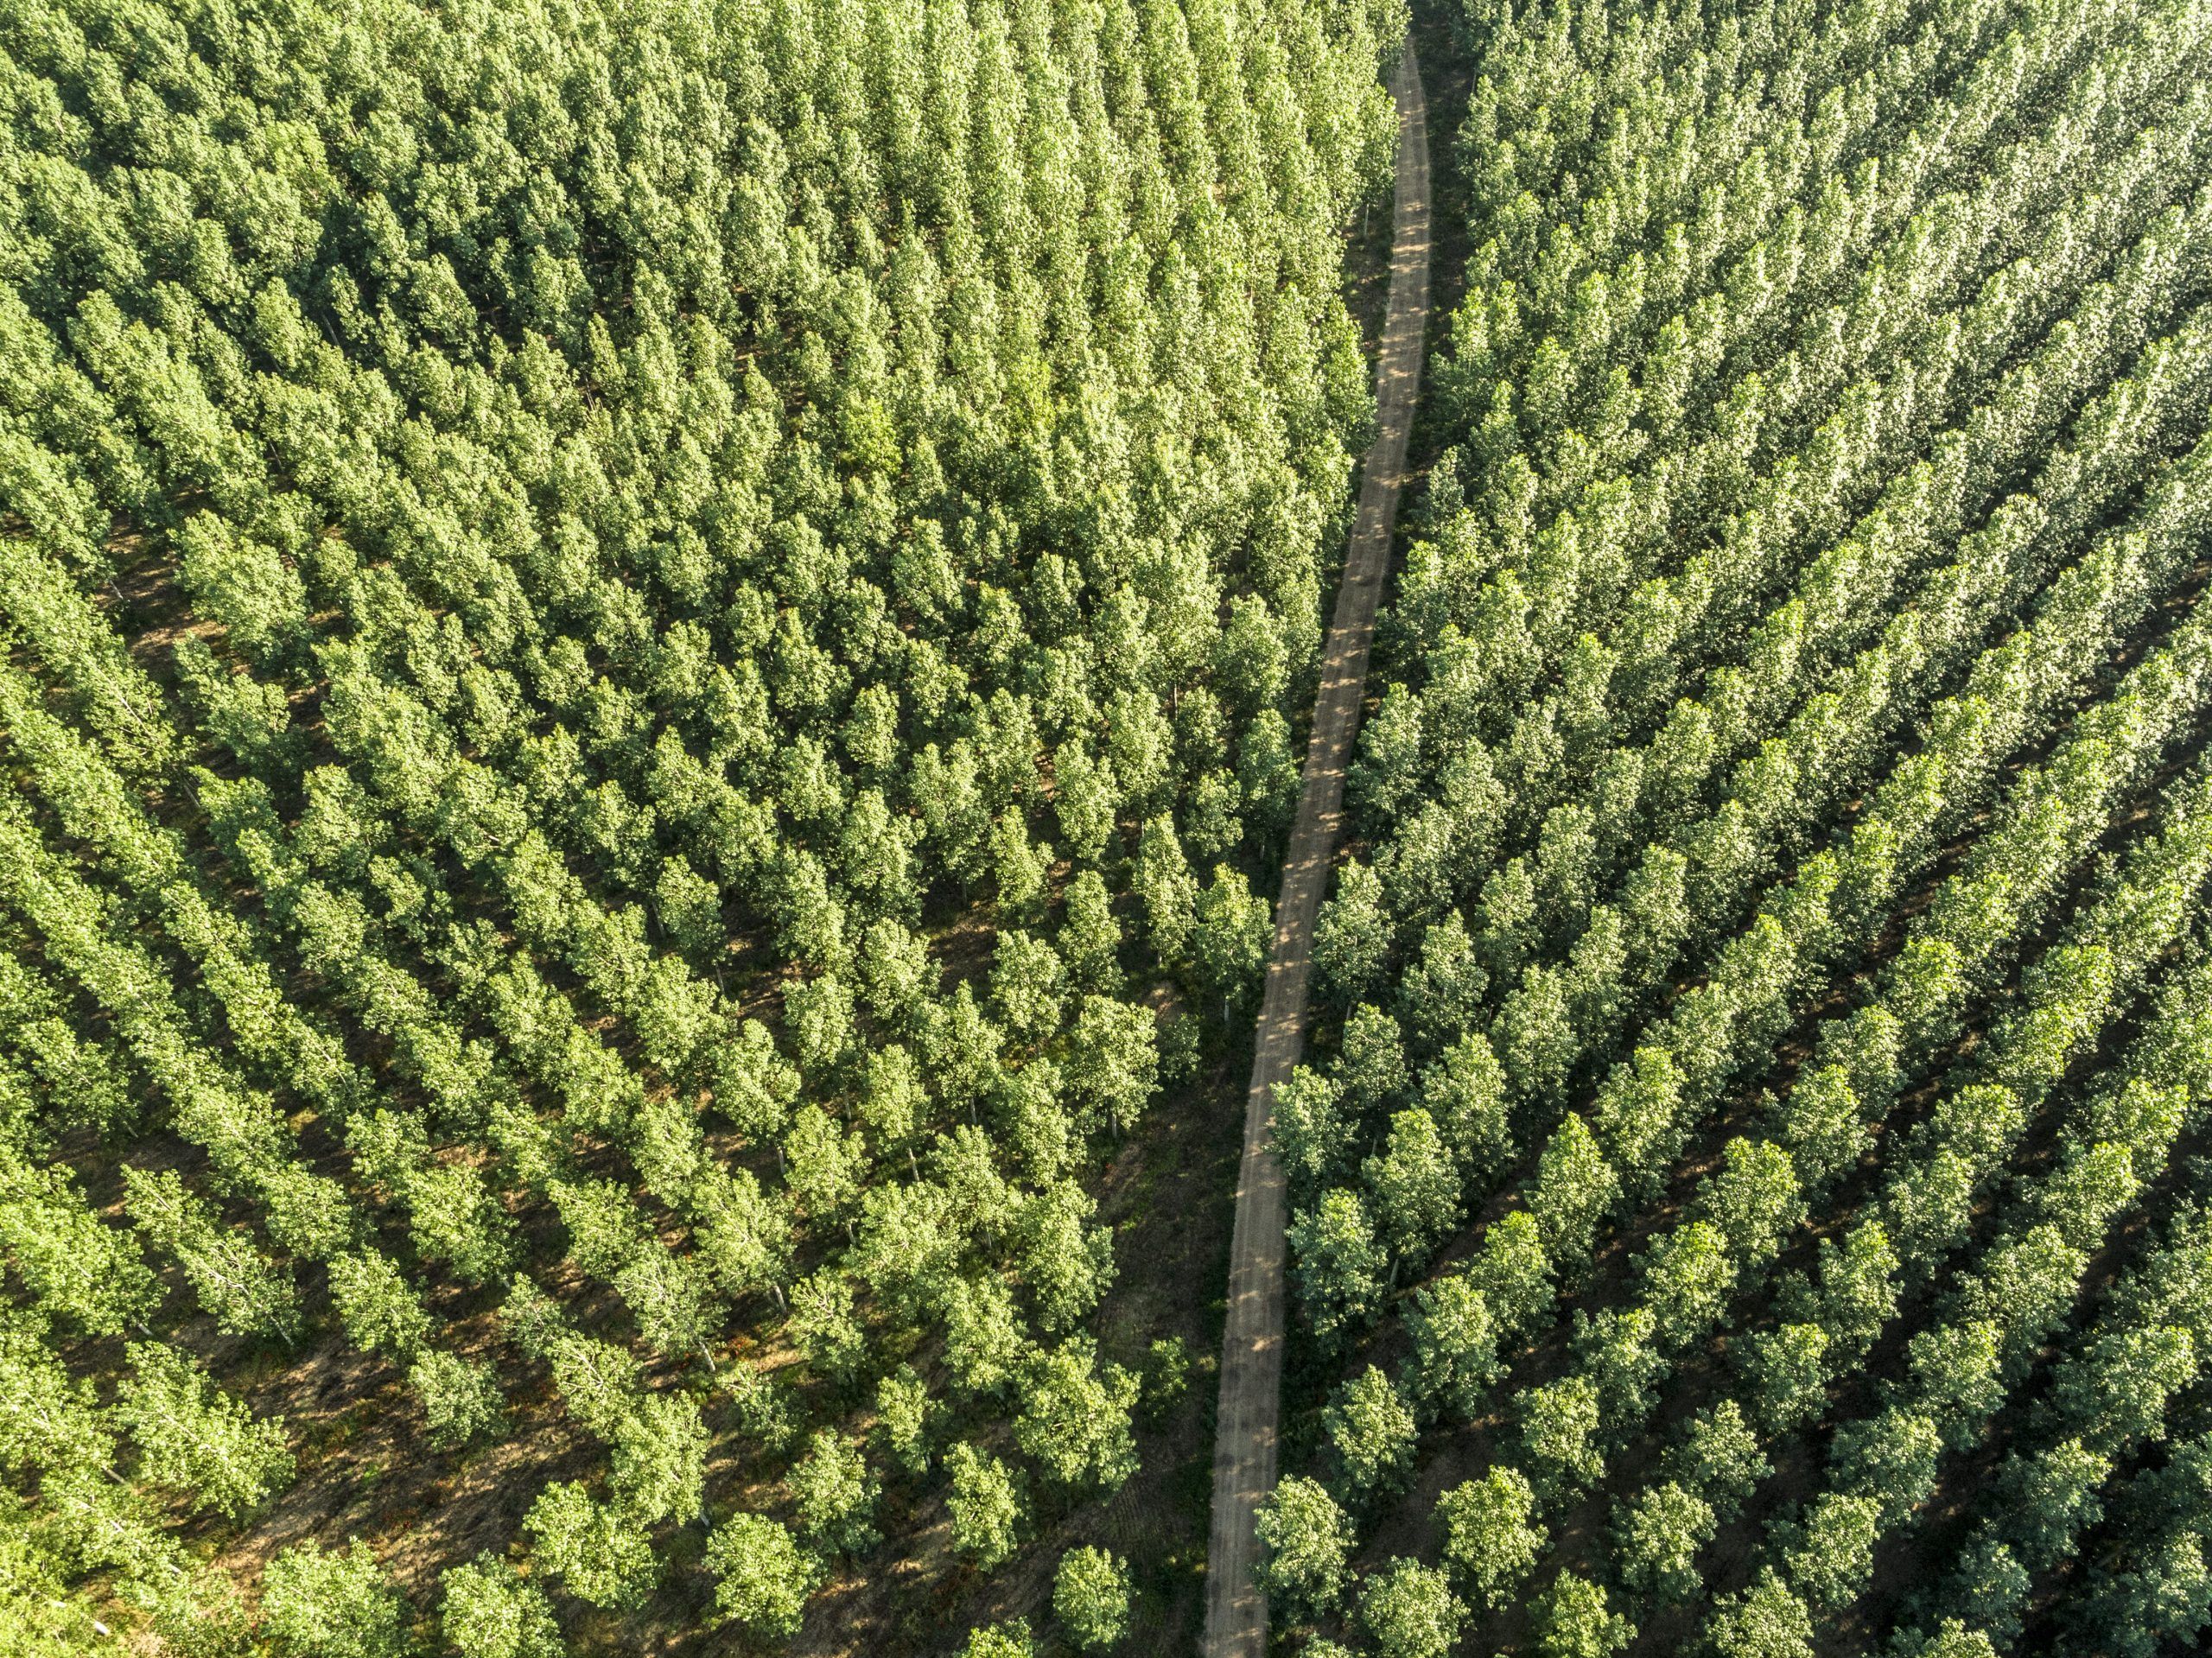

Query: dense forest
[[6, 0, 2212, 1655], [1265, 0, 2212, 1654], [0, 0, 1402, 1651]]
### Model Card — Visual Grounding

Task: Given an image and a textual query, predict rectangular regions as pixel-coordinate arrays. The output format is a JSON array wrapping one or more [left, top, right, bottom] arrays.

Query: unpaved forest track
[[1200, 40, 1432, 1658]]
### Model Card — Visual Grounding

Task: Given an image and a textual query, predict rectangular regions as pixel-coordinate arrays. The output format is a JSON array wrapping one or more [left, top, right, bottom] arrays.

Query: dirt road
[[1200, 39, 1432, 1658]]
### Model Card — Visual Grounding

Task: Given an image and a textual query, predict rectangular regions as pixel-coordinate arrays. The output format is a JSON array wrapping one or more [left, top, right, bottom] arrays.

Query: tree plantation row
[[1262, 0, 2212, 1653], [0, 0, 1404, 1652]]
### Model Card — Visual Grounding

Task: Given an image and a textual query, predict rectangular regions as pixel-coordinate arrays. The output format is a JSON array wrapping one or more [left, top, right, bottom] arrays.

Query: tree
[[1776, 1064, 1867, 1189], [1141, 1336, 1192, 1424], [1274, 1066, 1356, 1197], [1363, 1107, 1462, 1267], [524, 1483, 658, 1611], [939, 1274, 1026, 1396], [1398, 912, 1489, 1056], [1419, 1032, 1510, 1179], [122, 1167, 299, 1345], [1705, 1136, 1806, 1261], [546, 1179, 646, 1281], [175, 513, 308, 665], [787, 1271, 867, 1382], [1254, 1475, 1353, 1620], [1909, 1320, 2005, 1450], [1361, 1558, 1465, 1658], [258, 1540, 409, 1658], [1185, 768, 1243, 858], [842, 789, 922, 921], [1471, 1210, 1554, 1329], [989, 810, 1050, 918], [1192, 864, 1272, 1011], [1135, 816, 1198, 967], [1534, 1571, 1632, 1658], [1743, 1317, 1831, 1432], [1528, 1113, 1620, 1269], [1788, 1492, 1880, 1610], [400, 1159, 516, 1286], [693, 1166, 792, 1310], [1014, 1338, 1140, 1491], [785, 971, 857, 1077], [963, 1620, 1035, 1658], [653, 854, 723, 961], [1052, 741, 1120, 865], [0, 1490, 116, 1654], [705, 1512, 823, 1639], [616, 1248, 725, 1369], [710, 1020, 799, 1144], [1335, 1003, 1411, 1119], [0, 1155, 158, 1336], [1993, 1435, 2109, 1570], [1588, 1043, 1684, 1189], [1288, 1188, 1386, 1350], [1518, 1375, 1605, 1496], [1897, 1623, 2001, 1658], [608, 1391, 708, 1527], [1325, 1365, 1417, 1499], [1832, 1409, 1944, 1521], [1313, 860, 1391, 1005], [1238, 708, 1300, 847], [874, 1366, 936, 1474], [858, 921, 935, 1037], [1494, 965, 1577, 1108], [1477, 858, 1539, 982], [1016, 1180, 1116, 1334], [546, 1334, 645, 1442], [1615, 1480, 1715, 1602], [410, 1350, 506, 1450], [1438, 1467, 1543, 1609], [1707, 1566, 1815, 1658], [770, 843, 851, 969], [1058, 870, 1125, 994], [945, 1443, 1026, 1570], [1106, 692, 1173, 817], [1405, 1271, 1501, 1422], [1053, 1547, 1130, 1651], [1574, 1305, 1663, 1423], [2055, 1324, 2199, 1450], [996, 1059, 1074, 1183], [790, 1429, 880, 1555], [992, 930, 1065, 1046], [327, 1249, 430, 1359], [911, 742, 989, 888], [499, 1277, 568, 1363], [721, 1363, 798, 1457], [1216, 593, 1289, 714], [1065, 994, 1157, 1136], [0, 1324, 112, 1483], [116, 1344, 292, 1519], [440, 1554, 564, 1658], [784, 1104, 866, 1233], [1667, 1401, 1771, 1517], [1639, 1220, 1735, 1342]]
